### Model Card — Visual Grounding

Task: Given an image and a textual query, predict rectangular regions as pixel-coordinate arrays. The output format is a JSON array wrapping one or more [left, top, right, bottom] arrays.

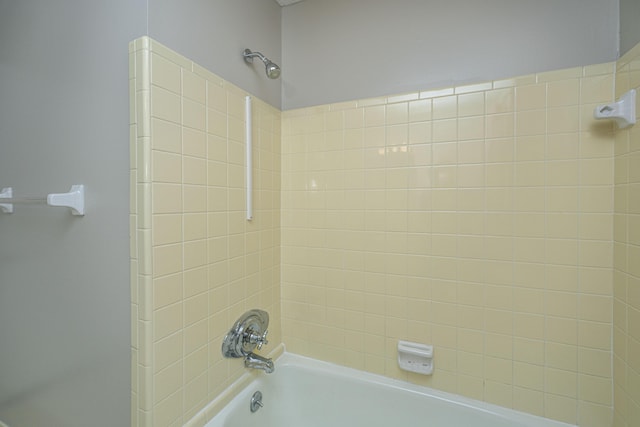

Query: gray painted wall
[[281, 0, 620, 109], [620, 0, 640, 55], [148, 0, 282, 108], [0, 1, 281, 426], [0, 1, 145, 426]]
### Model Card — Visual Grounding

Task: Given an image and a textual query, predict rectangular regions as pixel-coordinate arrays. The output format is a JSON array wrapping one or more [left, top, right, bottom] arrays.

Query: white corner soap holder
[[594, 89, 636, 129], [397, 340, 433, 375]]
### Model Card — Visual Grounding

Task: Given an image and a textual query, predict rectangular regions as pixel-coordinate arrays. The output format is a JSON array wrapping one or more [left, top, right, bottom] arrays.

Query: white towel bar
[[0, 185, 85, 216]]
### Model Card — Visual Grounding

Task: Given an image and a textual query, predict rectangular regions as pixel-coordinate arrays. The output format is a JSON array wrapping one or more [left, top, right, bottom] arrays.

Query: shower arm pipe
[[245, 96, 253, 221], [243, 50, 268, 63]]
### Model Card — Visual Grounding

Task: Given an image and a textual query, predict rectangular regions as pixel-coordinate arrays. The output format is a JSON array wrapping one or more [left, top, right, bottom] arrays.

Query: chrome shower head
[[264, 60, 281, 79], [243, 49, 281, 79]]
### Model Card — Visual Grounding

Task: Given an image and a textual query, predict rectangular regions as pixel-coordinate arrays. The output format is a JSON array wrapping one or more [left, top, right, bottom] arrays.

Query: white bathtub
[[203, 352, 575, 427]]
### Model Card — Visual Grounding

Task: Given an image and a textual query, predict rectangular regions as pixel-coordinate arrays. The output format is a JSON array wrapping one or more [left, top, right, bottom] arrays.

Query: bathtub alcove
[[197, 350, 576, 427], [130, 34, 640, 427]]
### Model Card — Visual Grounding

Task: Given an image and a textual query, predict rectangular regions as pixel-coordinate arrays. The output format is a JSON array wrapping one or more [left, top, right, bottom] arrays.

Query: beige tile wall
[[613, 42, 640, 427], [130, 37, 281, 427], [281, 64, 616, 426], [128, 35, 640, 427]]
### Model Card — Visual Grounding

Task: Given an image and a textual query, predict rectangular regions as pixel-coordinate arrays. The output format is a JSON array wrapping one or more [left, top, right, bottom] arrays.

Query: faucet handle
[[249, 329, 269, 350], [222, 310, 270, 358], [258, 330, 269, 349]]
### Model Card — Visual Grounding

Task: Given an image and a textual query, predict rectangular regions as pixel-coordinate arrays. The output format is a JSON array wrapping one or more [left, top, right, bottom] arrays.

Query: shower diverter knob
[[222, 309, 270, 358], [249, 330, 268, 350]]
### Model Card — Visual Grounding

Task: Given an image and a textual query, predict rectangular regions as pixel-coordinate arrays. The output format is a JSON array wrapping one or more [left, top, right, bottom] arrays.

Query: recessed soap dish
[[398, 340, 433, 375]]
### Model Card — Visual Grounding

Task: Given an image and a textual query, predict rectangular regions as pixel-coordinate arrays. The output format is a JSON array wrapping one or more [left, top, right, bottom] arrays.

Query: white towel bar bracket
[[0, 185, 85, 216]]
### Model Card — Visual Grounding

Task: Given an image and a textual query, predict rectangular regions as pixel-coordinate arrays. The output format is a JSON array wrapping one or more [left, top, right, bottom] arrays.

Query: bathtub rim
[[186, 344, 576, 427], [274, 352, 576, 427]]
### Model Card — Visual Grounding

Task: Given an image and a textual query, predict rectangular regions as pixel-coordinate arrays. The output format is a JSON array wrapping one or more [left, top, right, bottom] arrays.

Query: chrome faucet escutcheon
[[221, 309, 274, 373]]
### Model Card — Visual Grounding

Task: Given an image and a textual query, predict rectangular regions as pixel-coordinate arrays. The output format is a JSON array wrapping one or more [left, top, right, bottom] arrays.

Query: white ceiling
[[275, 0, 307, 6]]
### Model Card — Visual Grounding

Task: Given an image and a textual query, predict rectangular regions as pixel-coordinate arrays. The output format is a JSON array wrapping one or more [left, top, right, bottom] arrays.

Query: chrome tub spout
[[245, 352, 274, 374]]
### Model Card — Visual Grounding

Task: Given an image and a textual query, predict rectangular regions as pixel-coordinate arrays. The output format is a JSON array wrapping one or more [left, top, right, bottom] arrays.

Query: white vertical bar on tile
[[245, 95, 253, 221]]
